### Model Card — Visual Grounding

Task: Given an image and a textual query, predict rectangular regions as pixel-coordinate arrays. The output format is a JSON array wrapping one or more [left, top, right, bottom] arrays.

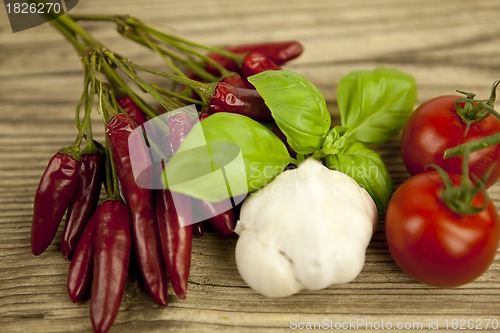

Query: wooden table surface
[[1, 0, 499, 332]]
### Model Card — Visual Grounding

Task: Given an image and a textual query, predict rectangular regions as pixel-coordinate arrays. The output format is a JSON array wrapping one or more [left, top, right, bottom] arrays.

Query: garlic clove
[[235, 230, 302, 298]]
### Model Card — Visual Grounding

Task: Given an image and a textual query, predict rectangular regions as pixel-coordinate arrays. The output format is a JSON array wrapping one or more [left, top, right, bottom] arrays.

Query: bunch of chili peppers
[[30, 13, 303, 333]]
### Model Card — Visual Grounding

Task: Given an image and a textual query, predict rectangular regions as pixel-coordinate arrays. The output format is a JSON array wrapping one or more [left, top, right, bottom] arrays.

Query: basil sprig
[[248, 70, 331, 154], [249, 68, 416, 213], [337, 67, 417, 144], [328, 67, 416, 210], [323, 128, 393, 212]]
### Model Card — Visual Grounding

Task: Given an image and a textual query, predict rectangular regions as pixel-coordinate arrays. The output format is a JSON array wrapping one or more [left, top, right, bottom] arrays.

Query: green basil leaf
[[248, 70, 331, 154], [164, 112, 295, 202], [324, 141, 392, 213], [337, 67, 417, 144]]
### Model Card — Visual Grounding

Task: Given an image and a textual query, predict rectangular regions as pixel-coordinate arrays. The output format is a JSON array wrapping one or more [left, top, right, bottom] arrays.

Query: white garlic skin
[[235, 158, 377, 297]]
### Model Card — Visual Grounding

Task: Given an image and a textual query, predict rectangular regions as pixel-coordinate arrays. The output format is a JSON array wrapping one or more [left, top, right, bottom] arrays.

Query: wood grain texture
[[0, 0, 499, 332]]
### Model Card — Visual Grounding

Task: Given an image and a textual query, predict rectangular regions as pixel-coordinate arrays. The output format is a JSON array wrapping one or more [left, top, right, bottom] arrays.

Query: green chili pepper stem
[[69, 13, 243, 66], [131, 30, 187, 78], [51, 14, 225, 114], [74, 70, 90, 131], [124, 61, 214, 105], [103, 139, 121, 201], [53, 15, 166, 119], [72, 52, 99, 149], [99, 59, 159, 119], [71, 14, 221, 82], [122, 16, 242, 72], [82, 139, 100, 155], [70, 14, 121, 22], [150, 84, 204, 106], [107, 88, 120, 111], [59, 144, 82, 161], [145, 24, 243, 63], [99, 84, 118, 125], [104, 51, 182, 111], [146, 29, 230, 77], [83, 53, 98, 144], [122, 30, 219, 82], [121, 28, 217, 81], [50, 17, 91, 134], [104, 140, 113, 197], [55, 14, 103, 48], [49, 17, 87, 56], [108, 149, 121, 201]]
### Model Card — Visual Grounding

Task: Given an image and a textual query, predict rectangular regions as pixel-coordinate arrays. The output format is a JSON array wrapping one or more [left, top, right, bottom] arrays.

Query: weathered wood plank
[[0, 0, 499, 332]]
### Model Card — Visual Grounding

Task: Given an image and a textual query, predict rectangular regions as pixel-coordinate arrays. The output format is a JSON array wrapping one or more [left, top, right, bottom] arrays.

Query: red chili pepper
[[202, 201, 236, 236], [241, 52, 281, 77], [90, 199, 131, 333], [31, 150, 81, 256], [226, 40, 304, 65], [117, 95, 148, 126], [199, 112, 210, 120], [206, 53, 240, 76], [66, 203, 100, 303], [106, 113, 168, 306], [155, 189, 193, 299], [157, 112, 195, 299], [167, 111, 197, 153], [208, 82, 272, 122], [61, 149, 104, 260], [206, 40, 303, 76], [221, 73, 247, 88], [209, 211, 236, 236]]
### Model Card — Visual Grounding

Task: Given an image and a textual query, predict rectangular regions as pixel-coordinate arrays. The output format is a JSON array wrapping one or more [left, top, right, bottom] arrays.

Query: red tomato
[[385, 171, 499, 287], [401, 95, 500, 188]]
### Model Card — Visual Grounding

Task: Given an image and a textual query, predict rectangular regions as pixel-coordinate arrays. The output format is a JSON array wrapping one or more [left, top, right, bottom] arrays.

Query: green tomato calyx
[[434, 145, 492, 216], [456, 80, 500, 134]]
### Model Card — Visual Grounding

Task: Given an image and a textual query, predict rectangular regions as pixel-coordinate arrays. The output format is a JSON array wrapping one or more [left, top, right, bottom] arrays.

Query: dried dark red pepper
[[156, 112, 194, 299], [155, 188, 193, 299], [241, 52, 281, 77], [199, 112, 210, 120], [205, 53, 240, 76], [207, 82, 272, 121], [66, 202, 100, 303], [31, 149, 81, 256], [106, 113, 168, 306], [61, 147, 104, 260], [167, 110, 197, 153], [192, 199, 236, 236], [206, 40, 303, 76], [90, 199, 131, 333], [226, 40, 304, 65], [206, 206, 236, 236], [221, 73, 247, 88], [117, 95, 148, 126]]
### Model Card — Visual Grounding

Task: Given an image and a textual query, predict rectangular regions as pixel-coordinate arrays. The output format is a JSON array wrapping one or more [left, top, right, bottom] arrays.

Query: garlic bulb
[[234, 158, 377, 297]]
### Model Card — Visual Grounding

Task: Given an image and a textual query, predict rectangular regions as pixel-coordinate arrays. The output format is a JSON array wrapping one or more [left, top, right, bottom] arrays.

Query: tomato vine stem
[[456, 80, 500, 135]]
